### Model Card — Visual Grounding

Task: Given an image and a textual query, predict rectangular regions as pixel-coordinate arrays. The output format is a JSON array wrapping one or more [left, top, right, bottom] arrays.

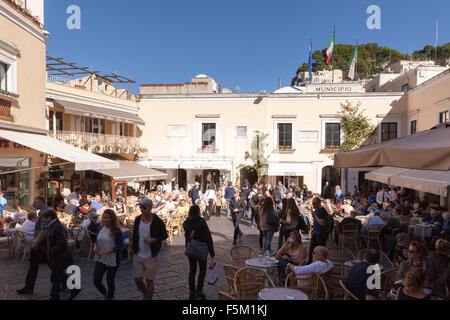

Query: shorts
[[133, 255, 159, 281]]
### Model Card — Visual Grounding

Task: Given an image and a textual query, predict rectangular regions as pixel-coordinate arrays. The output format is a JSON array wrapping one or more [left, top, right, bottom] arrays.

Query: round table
[[258, 287, 308, 300], [246, 257, 278, 270]]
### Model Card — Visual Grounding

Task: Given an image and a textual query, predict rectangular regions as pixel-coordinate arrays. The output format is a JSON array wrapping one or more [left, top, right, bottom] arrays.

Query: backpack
[[188, 188, 193, 199], [266, 208, 280, 228]]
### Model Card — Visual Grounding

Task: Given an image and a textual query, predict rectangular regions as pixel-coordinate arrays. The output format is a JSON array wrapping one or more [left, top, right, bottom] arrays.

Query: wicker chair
[[329, 263, 351, 299], [123, 233, 133, 261], [223, 264, 241, 297], [15, 230, 31, 262], [285, 272, 329, 300], [218, 291, 238, 300], [229, 245, 257, 268], [327, 246, 357, 264], [339, 280, 359, 300], [358, 249, 394, 270], [378, 268, 399, 300], [84, 228, 97, 260], [166, 216, 183, 242], [366, 225, 383, 250], [233, 267, 276, 300], [338, 223, 360, 251]]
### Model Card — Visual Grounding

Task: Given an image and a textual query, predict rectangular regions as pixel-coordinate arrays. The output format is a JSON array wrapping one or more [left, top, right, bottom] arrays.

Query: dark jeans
[[48, 262, 68, 300], [250, 207, 257, 227], [259, 230, 264, 250], [262, 230, 275, 252], [278, 226, 287, 250], [205, 200, 213, 220], [232, 212, 243, 243], [188, 256, 207, 294], [307, 233, 328, 264], [215, 206, 221, 217], [93, 258, 119, 300]]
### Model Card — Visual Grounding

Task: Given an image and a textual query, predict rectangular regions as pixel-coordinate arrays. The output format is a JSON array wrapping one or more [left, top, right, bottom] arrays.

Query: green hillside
[[291, 43, 450, 85]]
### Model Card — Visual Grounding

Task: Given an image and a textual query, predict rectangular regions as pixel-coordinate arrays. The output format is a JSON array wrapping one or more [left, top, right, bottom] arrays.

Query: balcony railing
[[50, 131, 147, 155]]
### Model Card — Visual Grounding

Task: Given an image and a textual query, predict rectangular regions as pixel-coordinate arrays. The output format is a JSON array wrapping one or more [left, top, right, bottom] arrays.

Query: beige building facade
[[138, 82, 404, 194]]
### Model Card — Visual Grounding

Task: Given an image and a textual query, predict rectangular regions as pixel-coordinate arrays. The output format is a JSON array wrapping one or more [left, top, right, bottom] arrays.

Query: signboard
[[298, 131, 319, 143], [167, 125, 187, 137], [303, 84, 365, 94]]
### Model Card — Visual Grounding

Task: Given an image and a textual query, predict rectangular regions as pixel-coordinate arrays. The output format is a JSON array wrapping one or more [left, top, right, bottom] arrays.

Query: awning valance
[[0, 129, 118, 171], [364, 166, 450, 197], [54, 99, 145, 125], [267, 162, 313, 176], [390, 169, 450, 197], [365, 167, 411, 185], [94, 160, 167, 182]]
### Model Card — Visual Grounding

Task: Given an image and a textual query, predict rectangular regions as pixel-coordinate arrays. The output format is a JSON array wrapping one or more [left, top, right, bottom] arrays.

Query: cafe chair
[[85, 228, 97, 260], [223, 264, 241, 297], [339, 223, 360, 251], [367, 225, 383, 250], [329, 263, 351, 299], [327, 246, 357, 265], [285, 272, 329, 300], [233, 267, 276, 300], [229, 245, 257, 268], [218, 291, 238, 301], [123, 234, 133, 262], [378, 268, 399, 300], [15, 230, 31, 262], [339, 280, 359, 300]]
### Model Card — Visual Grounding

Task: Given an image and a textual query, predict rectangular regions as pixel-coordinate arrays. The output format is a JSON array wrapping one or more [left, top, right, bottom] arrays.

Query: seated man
[[334, 210, 362, 244], [286, 246, 334, 276], [174, 199, 189, 217], [380, 202, 393, 220], [367, 202, 380, 215], [361, 211, 384, 232], [341, 199, 355, 217], [422, 209, 444, 226], [410, 203, 423, 218], [346, 248, 380, 300], [90, 194, 104, 211], [64, 198, 80, 217]]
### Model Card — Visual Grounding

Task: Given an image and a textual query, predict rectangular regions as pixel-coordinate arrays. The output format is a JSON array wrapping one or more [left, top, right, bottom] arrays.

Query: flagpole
[[356, 39, 359, 81], [332, 26, 335, 83], [310, 38, 313, 84]]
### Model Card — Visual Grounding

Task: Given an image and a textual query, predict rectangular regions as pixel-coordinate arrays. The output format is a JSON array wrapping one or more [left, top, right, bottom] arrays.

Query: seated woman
[[425, 239, 449, 298], [275, 230, 307, 283], [113, 198, 126, 215], [21, 211, 38, 244], [441, 212, 450, 241], [395, 267, 430, 300], [390, 233, 410, 262], [79, 199, 91, 217], [395, 241, 428, 284]]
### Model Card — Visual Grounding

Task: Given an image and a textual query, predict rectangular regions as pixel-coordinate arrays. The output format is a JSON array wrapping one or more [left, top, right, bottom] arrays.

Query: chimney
[[278, 78, 282, 89]]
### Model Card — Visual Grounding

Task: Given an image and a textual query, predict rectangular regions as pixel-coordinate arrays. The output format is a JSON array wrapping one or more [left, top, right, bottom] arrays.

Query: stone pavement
[[0, 214, 312, 301]]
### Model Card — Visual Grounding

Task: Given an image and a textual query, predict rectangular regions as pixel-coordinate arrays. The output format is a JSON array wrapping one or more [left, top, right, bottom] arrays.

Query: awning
[[54, 99, 145, 125], [140, 159, 233, 171], [94, 160, 167, 182], [365, 167, 411, 185], [0, 129, 118, 171], [390, 169, 450, 197], [267, 162, 313, 176]]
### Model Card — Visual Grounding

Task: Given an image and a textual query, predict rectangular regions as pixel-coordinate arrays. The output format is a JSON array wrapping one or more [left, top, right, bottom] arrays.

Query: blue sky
[[45, 0, 449, 93]]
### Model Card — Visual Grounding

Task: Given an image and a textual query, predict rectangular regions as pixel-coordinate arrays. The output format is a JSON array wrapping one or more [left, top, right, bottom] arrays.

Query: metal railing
[[50, 131, 144, 155]]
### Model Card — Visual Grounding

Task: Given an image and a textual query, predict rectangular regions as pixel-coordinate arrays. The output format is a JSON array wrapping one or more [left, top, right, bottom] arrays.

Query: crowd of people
[[1, 178, 448, 301]]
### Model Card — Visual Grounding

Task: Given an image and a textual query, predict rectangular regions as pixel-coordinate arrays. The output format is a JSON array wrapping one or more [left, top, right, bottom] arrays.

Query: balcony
[[50, 131, 147, 156]]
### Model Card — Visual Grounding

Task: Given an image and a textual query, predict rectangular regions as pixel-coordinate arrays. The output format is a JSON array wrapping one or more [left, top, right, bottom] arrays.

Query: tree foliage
[[338, 101, 376, 152], [236, 131, 270, 183], [291, 42, 450, 86]]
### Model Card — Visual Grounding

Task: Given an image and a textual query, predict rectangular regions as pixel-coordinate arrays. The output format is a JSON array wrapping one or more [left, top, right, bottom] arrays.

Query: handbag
[[185, 230, 209, 258], [208, 262, 218, 285], [266, 208, 280, 227]]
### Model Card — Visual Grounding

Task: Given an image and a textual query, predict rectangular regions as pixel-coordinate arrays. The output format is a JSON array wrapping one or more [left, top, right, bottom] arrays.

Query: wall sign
[[167, 125, 187, 137], [298, 131, 319, 143], [0, 140, 30, 150]]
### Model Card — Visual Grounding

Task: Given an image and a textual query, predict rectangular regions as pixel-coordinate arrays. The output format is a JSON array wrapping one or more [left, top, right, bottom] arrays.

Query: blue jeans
[[262, 230, 275, 252], [243, 200, 248, 219], [49, 262, 68, 300], [226, 199, 231, 217], [250, 207, 257, 227]]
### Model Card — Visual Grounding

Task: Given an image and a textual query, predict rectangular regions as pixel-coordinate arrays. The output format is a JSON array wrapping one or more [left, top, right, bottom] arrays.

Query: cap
[[139, 199, 153, 208], [195, 182, 200, 186]]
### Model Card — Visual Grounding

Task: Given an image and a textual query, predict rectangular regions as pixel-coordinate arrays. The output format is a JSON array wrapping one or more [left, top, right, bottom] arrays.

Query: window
[[277, 123, 293, 150], [236, 126, 247, 138], [100, 119, 106, 134], [410, 120, 417, 135], [401, 84, 409, 92], [49, 110, 63, 132], [381, 122, 398, 142], [439, 111, 449, 124], [201, 123, 216, 148], [0, 62, 7, 92], [325, 123, 341, 149]]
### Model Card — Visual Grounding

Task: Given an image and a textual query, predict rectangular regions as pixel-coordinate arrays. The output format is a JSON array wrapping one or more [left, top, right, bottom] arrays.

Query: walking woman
[[93, 209, 123, 300], [278, 198, 289, 250], [229, 190, 246, 246], [259, 197, 278, 255], [183, 205, 215, 300]]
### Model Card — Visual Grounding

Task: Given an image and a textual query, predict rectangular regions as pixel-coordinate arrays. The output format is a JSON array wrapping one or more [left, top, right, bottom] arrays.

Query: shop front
[[266, 162, 312, 189]]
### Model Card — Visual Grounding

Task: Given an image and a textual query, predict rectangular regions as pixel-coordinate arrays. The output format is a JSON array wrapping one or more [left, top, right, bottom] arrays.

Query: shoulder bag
[[185, 230, 209, 258]]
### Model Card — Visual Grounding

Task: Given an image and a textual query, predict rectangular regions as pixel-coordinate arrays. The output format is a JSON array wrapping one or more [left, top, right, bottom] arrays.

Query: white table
[[258, 287, 308, 300], [246, 257, 278, 270], [410, 223, 434, 242]]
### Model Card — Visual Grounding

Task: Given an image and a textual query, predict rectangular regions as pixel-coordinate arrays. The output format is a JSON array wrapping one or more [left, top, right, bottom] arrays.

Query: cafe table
[[246, 257, 279, 285], [258, 287, 308, 300]]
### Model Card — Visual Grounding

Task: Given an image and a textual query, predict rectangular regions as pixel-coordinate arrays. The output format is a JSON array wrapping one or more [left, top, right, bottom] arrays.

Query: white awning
[[140, 159, 233, 171], [268, 162, 312, 176], [140, 159, 180, 169], [0, 129, 118, 171], [390, 169, 450, 197], [365, 167, 411, 185], [94, 160, 167, 182]]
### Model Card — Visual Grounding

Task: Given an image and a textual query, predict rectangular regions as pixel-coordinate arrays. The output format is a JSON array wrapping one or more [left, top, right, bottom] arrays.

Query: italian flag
[[326, 28, 335, 65], [348, 45, 358, 80]]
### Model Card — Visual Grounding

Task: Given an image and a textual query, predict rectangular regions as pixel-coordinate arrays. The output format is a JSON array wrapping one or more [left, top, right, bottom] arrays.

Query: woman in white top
[[21, 212, 38, 244], [93, 209, 123, 300]]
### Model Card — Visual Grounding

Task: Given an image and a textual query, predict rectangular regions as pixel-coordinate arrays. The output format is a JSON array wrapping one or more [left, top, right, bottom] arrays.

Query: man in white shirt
[[376, 188, 387, 206], [204, 184, 217, 221], [162, 181, 172, 193], [64, 188, 81, 206], [341, 199, 355, 217], [164, 195, 176, 215], [287, 246, 333, 275]]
